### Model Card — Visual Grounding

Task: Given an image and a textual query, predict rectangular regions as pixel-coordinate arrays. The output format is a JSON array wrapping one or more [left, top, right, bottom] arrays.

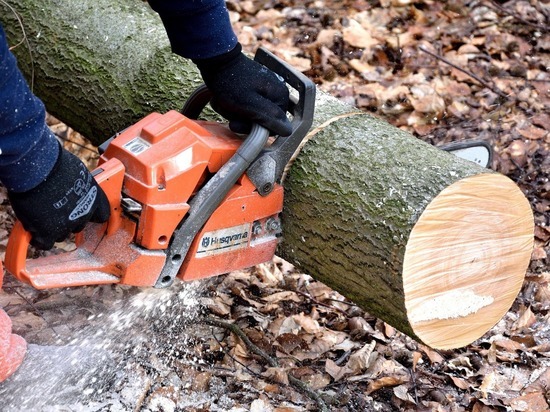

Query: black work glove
[[8, 145, 111, 250], [194, 43, 292, 136]]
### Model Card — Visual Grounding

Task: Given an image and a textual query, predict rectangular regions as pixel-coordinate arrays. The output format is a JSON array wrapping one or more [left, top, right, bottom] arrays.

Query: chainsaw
[[4, 48, 316, 290]]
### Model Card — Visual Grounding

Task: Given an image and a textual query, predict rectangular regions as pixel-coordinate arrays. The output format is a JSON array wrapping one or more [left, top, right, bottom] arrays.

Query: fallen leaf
[[412, 351, 423, 371], [532, 113, 550, 130], [263, 367, 289, 385], [366, 357, 410, 380], [250, 398, 275, 412], [190, 372, 212, 392], [292, 313, 322, 334], [494, 338, 525, 352], [332, 338, 360, 352], [346, 341, 376, 374], [343, 19, 380, 49], [517, 125, 548, 140], [505, 140, 528, 168], [254, 9, 284, 24], [532, 247, 548, 261], [393, 384, 416, 404], [275, 316, 302, 336], [348, 317, 375, 340], [203, 297, 232, 316], [301, 372, 331, 390], [305, 282, 339, 302], [275, 333, 307, 354], [479, 371, 496, 398], [325, 358, 349, 381], [535, 226, 550, 242], [409, 85, 446, 114], [419, 345, 445, 365], [449, 375, 472, 390], [366, 376, 409, 395], [255, 263, 283, 285], [512, 306, 537, 332], [312, 29, 341, 48], [508, 393, 549, 412], [262, 291, 301, 303], [457, 44, 481, 57]]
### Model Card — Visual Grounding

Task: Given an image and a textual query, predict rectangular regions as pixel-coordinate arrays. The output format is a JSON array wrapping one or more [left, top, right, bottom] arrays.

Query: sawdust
[[407, 289, 495, 323], [0, 277, 210, 410]]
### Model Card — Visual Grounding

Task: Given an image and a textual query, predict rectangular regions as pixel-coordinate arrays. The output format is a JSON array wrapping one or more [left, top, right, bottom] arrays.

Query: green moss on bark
[[1, 0, 205, 144]]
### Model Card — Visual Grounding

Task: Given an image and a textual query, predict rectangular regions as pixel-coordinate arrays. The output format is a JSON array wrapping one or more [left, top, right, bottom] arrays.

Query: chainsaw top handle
[[182, 47, 316, 196]]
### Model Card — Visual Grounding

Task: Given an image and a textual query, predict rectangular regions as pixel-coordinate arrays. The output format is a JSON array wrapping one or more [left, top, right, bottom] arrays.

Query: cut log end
[[403, 173, 534, 349]]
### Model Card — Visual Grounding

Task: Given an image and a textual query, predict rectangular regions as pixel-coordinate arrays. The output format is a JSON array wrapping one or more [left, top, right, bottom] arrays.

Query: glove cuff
[[5, 142, 62, 194], [193, 43, 243, 77]]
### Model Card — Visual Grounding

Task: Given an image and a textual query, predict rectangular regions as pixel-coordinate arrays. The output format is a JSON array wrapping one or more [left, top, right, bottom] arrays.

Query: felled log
[[1, 0, 534, 349]]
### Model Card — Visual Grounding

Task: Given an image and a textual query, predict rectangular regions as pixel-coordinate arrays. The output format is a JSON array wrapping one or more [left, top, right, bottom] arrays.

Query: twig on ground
[[296, 289, 350, 316], [208, 323, 264, 378], [418, 46, 512, 101], [204, 316, 332, 412], [6, 287, 61, 337], [132, 377, 152, 412], [205, 317, 278, 367], [410, 369, 419, 405], [487, 0, 549, 32]]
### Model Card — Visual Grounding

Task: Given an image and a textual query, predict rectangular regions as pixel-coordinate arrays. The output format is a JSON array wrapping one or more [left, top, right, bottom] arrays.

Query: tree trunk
[[1, 0, 534, 349]]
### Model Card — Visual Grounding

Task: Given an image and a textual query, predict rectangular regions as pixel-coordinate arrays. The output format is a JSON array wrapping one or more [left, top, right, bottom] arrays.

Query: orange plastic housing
[[5, 111, 283, 289], [180, 175, 284, 281]]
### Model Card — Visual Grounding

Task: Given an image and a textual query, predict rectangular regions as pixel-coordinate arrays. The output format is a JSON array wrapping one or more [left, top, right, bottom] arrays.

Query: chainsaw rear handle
[[182, 47, 316, 196], [4, 159, 126, 288]]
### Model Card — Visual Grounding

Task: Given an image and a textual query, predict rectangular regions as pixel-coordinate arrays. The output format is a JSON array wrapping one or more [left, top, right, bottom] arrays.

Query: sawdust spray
[[0, 280, 210, 411]]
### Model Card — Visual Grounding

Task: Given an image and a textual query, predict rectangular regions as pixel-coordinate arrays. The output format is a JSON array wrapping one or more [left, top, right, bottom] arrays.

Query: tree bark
[[0, 0, 534, 349]]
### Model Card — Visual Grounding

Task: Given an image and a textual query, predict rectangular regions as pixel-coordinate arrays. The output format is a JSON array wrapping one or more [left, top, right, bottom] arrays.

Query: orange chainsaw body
[[5, 111, 283, 289], [4, 48, 316, 290]]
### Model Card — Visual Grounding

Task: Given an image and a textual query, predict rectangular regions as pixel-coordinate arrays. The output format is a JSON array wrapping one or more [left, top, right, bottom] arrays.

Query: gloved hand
[[8, 145, 111, 250], [194, 43, 292, 137]]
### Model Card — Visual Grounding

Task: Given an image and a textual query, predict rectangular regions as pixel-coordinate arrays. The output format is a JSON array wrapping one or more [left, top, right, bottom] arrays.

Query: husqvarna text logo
[[196, 224, 251, 257]]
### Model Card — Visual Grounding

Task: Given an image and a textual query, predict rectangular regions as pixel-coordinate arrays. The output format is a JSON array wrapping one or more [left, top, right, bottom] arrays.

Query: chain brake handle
[[248, 48, 316, 195]]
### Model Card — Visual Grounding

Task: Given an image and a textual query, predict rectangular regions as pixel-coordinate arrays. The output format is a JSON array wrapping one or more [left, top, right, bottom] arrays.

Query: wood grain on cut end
[[403, 173, 534, 349]]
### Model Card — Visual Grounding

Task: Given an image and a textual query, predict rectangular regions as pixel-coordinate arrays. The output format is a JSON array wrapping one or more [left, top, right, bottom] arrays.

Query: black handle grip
[[180, 84, 212, 119]]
